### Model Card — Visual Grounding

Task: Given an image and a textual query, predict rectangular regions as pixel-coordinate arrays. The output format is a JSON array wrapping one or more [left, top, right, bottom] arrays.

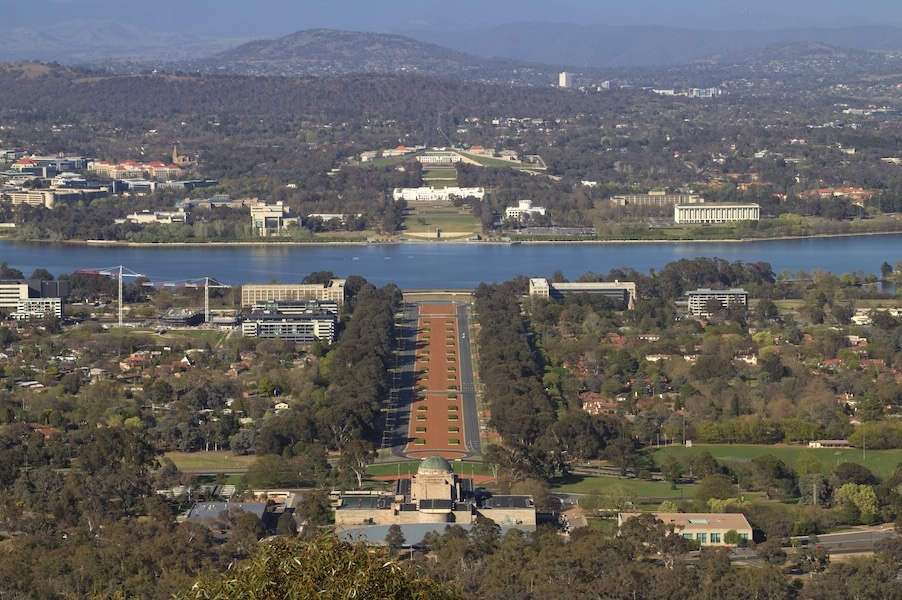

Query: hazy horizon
[[5, 0, 902, 38]]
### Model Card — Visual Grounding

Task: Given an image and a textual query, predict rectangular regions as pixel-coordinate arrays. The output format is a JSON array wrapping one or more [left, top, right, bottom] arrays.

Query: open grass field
[[402, 207, 479, 234], [164, 329, 229, 345], [651, 444, 901, 479], [164, 451, 257, 473], [551, 472, 693, 500], [421, 170, 458, 190]]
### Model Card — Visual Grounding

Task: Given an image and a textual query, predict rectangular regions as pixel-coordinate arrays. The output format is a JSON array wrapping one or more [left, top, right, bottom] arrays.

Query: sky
[[7, 0, 902, 37]]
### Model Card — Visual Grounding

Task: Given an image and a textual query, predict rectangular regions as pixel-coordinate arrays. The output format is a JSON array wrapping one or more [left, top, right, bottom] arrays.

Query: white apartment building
[[241, 311, 336, 344], [687, 288, 749, 316], [13, 297, 62, 321]]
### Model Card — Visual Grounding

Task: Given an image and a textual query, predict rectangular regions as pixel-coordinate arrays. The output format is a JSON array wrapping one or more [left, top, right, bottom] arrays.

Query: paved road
[[456, 303, 481, 456], [794, 527, 897, 552], [383, 304, 419, 457]]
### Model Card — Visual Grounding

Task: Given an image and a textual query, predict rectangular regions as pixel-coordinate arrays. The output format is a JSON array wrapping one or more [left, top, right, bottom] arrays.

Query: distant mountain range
[[203, 29, 537, 80], [2, 20, 902, 74], [0, 20, 250, 63], [404, 23, 902, 68]]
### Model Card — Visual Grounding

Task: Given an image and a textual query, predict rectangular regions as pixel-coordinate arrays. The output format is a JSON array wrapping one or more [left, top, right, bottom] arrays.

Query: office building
[[529, 278, 637, 309], [687, 288, 748, 316], [0, 279, 69, 312], [12, 297, 62, 321], [242, 310, 336, 344], [674, 203, 759, 224], [241, 280, 346, 307], [611, 191, 704, 207], [559, 72, 573, 88], [250, 201, 299, 236]]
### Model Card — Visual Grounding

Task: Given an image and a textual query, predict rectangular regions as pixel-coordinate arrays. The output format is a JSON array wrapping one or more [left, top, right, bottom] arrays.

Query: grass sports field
[[164, 451, 257, 473], [551, 473, 692, 500]]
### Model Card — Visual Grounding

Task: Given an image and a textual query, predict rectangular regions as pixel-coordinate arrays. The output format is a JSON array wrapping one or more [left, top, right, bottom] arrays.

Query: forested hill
[[0, 62, 627, 126], [195, 29, 557, 82]]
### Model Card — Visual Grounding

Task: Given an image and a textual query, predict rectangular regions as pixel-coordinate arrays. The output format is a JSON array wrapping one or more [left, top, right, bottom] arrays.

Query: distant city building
[[2, 280, 67, 321], [674, 203, 759, 224], [251, 299, 339, 315], [306, 213, 362, 225], [250, 201, 299, 236], [611, 191, 704, 207], [179, 194, 255, 210], [618, 512, 752, 547], [0, 279, 69, 311], [12, 297, 62, 321], [416, 150, 461, 165], [559, 72, 573, 88], [529, 278, 637, 309], [88, 159, 182, 181], [242, 309, 336, 344], [3, 189, 80, 208], [240, 280, 346, 308], [392, 186, 485, 203], [688, 87, 721, 98], [505, 199, 547, 221], [123, 208, 188, 224], [686, 288, 749, 316]]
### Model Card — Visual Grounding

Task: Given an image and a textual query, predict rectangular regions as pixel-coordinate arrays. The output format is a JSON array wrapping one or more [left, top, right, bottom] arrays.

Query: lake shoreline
[[3, 228, 902, 248]]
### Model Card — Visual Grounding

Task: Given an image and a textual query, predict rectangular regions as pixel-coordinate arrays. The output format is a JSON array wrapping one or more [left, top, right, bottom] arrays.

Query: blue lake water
[[1, 235, 900, 289]]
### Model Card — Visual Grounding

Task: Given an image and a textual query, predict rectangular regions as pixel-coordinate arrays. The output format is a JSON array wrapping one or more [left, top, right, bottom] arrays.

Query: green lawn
[[551, 473, 693, 500], [164, 451, 256, 473], [651, 444, 901, 479], [403, 208, 479, 233], [165, 329, 229, 345]]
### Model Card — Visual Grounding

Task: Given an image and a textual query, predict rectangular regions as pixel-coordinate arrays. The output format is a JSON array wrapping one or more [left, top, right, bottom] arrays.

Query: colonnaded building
[[674, 203, 760, 224], [335, 456, 536, 543]]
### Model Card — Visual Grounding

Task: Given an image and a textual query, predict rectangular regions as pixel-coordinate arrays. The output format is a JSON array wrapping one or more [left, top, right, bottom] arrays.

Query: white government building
[[674, 203, 760, 224], [391, 186, 485, 203]]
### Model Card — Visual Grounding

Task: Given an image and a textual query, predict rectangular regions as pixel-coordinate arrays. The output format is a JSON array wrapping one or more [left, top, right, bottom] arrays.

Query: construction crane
[[77, 268, 232, 327], [142, 276, 232, 323], [75, 265, 145, 328]]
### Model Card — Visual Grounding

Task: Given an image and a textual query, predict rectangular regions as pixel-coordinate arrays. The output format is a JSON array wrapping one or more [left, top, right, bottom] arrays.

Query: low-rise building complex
[[618, 512, 753, 547]]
